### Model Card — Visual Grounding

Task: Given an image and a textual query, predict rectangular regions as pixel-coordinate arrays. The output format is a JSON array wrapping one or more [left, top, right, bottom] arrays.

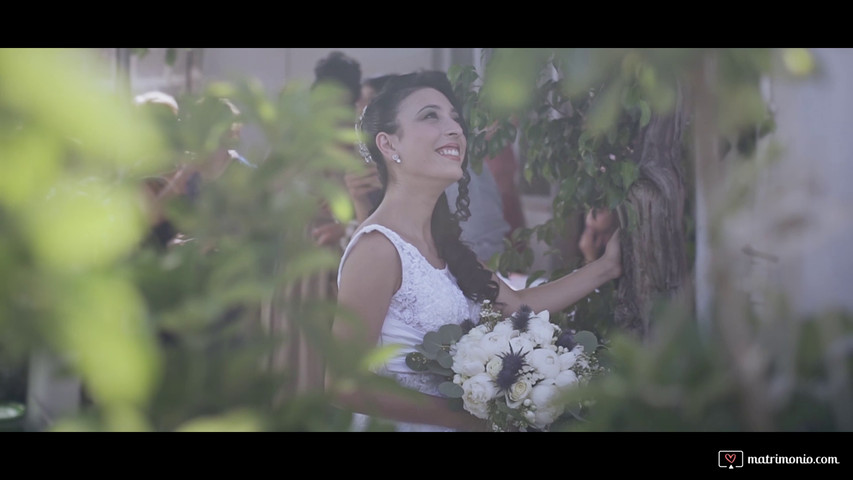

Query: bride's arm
[[328, 232, 487, 431], [493, 228, 622, 315]]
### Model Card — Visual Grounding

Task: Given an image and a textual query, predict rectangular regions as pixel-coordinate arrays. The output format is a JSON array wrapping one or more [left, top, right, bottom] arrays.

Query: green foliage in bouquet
[[405, 323, 466, 400]]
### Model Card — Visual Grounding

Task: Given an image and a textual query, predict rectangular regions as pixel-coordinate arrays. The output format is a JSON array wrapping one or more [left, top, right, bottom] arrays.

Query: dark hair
[[363, 73, 399, 95], [359, 70, 499, 304], [312, 51, 362, 107]]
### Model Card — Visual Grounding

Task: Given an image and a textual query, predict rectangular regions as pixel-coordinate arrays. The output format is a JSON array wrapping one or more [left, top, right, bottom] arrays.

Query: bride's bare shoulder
[[341, 226, 399, 272], [339, 226, 402, 294]]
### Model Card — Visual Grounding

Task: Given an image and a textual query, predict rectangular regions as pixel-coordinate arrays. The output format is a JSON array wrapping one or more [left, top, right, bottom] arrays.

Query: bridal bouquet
[[406, 301, 605, 432]]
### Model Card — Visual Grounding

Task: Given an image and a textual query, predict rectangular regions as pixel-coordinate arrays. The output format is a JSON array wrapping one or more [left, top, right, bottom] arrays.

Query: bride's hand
[[602, 227, 622, 280]]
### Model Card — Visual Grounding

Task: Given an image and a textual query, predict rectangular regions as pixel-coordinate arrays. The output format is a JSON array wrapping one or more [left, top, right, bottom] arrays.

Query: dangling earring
[[392, 153, 401, 164]]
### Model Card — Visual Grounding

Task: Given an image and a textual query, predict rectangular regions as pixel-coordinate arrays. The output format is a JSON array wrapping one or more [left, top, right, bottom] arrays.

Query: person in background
[[137, 91, 250, 250], [265, 51, 364, 397]]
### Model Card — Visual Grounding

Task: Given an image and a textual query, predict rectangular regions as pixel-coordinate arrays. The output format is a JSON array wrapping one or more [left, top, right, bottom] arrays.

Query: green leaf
[[438, 323, 463, 344], [523, 163, 533, 184], [563, 402, 586, 422], [422, 331, 442, 355], [362, 344, 403, 372], [165, 48, 177, 67], [436, 349, 454, 369], [405, 352, 430, 372], [439, 382, 464, 398], [638, 100, 651, 127], [522, 248, 534, 269], [427, 363, 454, 377], [526, 270, 546, 288], [578, 130, 592, 151], [588, 82, 622, 135], [574, 330, 599, 353], [559, 176, 577, 199], [582, 151, 597, 176], [175, 409, 262, 432], [605, 185, 623, 209], [620, 161, 639, 189]]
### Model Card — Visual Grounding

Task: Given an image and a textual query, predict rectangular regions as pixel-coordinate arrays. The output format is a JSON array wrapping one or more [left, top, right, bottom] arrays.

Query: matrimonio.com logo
[[719, 450, 744, 469]]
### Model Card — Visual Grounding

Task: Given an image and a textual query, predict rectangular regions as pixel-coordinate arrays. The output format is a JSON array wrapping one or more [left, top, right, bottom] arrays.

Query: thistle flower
[[555, 330, 575, 350], [495, 344, 528, 392], [511, 305, 533, 332]]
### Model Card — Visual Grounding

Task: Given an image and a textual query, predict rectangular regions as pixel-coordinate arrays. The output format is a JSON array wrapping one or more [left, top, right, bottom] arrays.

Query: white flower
[[480, 330, 513, 357], [527, 348, 562, 380], [529, 380, 566, 429], [554, 369, 579, 389], [505, 377, 533, 408], [463, 324, 489, 342], [452, 342, 489, 377], [461, 373, 498, 420], [485, 356, 503, 379], [491, 319, 515, 336], [575, 352, 590, 370], [508, 335, 537, 358], [559, 351, 577, 370], [526, 311, 558, 346]]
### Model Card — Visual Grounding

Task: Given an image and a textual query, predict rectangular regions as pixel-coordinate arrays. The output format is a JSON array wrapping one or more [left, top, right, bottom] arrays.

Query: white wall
[[197, 48, 446, 160], [761, 48, 853, 315], [716, 48, 853, 318], [198, 48, 440, 98]]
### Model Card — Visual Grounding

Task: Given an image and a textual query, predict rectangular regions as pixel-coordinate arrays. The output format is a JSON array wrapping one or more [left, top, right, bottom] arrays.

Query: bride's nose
[[445, 119, 463, 137]]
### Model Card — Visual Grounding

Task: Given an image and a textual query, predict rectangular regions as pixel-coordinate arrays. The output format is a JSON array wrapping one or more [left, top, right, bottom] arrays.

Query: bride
[[328, 70, 622, 431]]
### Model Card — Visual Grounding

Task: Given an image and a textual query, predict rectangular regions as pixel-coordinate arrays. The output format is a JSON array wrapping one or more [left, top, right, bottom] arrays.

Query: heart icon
[[725, 453, 736, 464]]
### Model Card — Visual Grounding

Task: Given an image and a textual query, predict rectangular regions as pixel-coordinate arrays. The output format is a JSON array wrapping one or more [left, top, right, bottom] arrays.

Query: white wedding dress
[[337, 224, 480, 432]]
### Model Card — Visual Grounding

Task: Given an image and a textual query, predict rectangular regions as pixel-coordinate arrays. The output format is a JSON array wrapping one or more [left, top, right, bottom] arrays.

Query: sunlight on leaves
[[55, 275, 160, 407], [0, 128, 61, 208], [361, 344, 403, 372], [782, 48, 816, 77], [25, 182, 146, 272], [175, 408, 263, 432], [0, 48, 164, 167], [587, 82, 622, 135]]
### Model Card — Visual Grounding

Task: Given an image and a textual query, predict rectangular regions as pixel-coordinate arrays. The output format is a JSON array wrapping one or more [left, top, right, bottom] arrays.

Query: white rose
[[529, 380, 566, 430], [554, 369, 578, 389], [505, 377, 533, 408], [463, 324, 489, 342], [559, 351, 577, 370], [526, 311, 558, 346], [452, 342, 489, 377], [527, 348, 562, 380], [485, 356, 503, 379], [508, 335, 536, 358], [452, 326, 487, 355], [480, 330, 512, 357], [492, 319, 515, 336], [461, 373, 498, 420]]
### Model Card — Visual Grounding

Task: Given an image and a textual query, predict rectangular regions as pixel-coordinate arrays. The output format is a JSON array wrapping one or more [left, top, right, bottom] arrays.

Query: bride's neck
[[373, 185, 441, 242]]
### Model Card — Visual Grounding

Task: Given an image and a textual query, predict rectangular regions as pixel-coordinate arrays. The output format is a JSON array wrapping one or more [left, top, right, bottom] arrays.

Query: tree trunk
[[614, 85, 690, 340]]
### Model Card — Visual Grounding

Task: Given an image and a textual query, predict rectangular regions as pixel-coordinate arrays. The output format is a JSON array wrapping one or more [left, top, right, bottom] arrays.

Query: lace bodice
[[337, 224, 480, 431]]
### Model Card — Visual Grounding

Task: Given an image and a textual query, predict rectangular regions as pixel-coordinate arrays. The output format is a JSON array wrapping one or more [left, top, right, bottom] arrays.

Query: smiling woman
[[327, 71, 622, 432]]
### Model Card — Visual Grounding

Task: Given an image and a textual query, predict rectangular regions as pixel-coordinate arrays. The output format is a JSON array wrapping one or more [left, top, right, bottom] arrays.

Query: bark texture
[[614, 88, 690, 340]]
